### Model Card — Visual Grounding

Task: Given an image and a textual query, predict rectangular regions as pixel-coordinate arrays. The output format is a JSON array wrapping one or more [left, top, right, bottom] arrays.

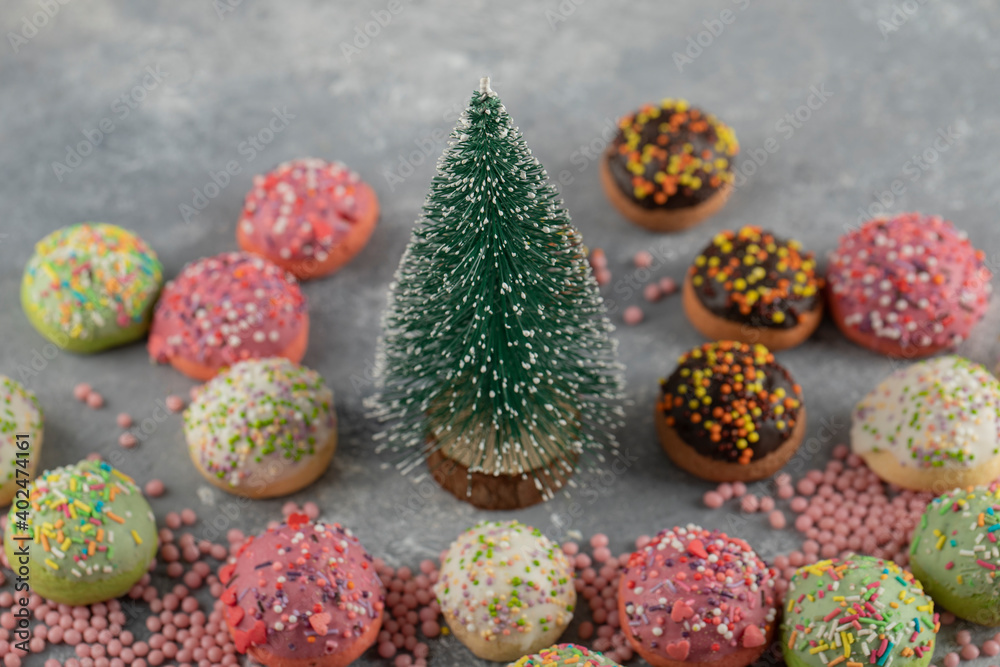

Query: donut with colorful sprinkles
[[683, 226, 824, 351], [618, 524, 777, 667], [147, 251, 308, 381], [435, 520, 576, 661], [600, 98, 738, 232], [21, 223, 163, 353], [910, 484, 1000, 626], [184, 357, 337, 498], [3, 459, 158, 606], [851, 355, 1000, 492], [656, 341, 806, 482], [0, 375, 42, 506], [827, 213, 991, 358], [221, 517, 385, 667], [510, 643, 623, 667], [237, 158, 379, 280], [781, 556, 937, 667]]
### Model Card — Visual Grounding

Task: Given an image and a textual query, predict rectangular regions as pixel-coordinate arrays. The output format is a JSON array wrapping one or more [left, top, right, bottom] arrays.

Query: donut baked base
[[237, 184, 380, 281], [682, 276, 823, 351], [857, 449, 1000, 494], [599, 156, 731, 233], [443, 609, 570, 662], [248, 611, 382, 667], [827, 287, 948, 359], [190, 432, 336, 499], [167, 321, 310, 382], [426, 448, 575, 510], [656, 405, 807, 482]]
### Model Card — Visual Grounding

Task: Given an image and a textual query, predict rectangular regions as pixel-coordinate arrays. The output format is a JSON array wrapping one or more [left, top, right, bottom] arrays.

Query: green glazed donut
[[782, 555, 936, 667], [4, 459, 157, 605], [21, 223, 163, 353], [910, 485, 1000, 625]]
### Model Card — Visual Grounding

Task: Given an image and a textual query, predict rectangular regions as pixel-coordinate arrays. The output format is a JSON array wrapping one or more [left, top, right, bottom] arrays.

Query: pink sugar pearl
[[717, 483, 734, 499], [797, 479, 816, 496], [73, 383, 92, 401], [643, 283, 661, 302], [703, 491, 724, 509], [180, 508, 197, 525], [589, 249, 607, 269], [87, 392, 105, 409], [961, 645, 980, 661], [165, 395, 186, 413], [116, 413, 133, 428], [659, 277, 677, 294], [634, 251, 653, 268], [144, 480, 165, 497], [957, 630, 972, 646], [759, 496, 775, 512], [731, 481, 747, 497], [622, 306, 643, 325], [741, 495, 759, 513], [982, 641, 1000, 657], [594, 269, 611, 286]]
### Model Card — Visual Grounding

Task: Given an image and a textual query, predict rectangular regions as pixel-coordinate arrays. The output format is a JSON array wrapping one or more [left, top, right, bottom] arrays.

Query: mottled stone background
[[2, 1, 999, 664]]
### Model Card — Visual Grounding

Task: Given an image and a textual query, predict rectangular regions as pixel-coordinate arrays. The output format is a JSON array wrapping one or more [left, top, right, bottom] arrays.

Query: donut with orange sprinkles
[[827, 213, 991, 358], [683, 226, 824, 351], [237, 158, 379, 280], [600, 98, 738, 232], [147, 251, 308, 381], [221, 517, 385, 667], [656, 341, 806, 482]]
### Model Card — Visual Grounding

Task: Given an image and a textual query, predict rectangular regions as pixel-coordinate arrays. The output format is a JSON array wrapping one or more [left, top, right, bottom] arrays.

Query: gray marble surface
[[2, 1, 1000, 664]]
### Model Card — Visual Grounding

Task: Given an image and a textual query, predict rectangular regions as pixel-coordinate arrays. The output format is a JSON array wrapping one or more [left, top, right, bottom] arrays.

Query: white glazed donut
[[852, 355, 1000, 492], [183, 357, 336, 498], [435, 520, 576, 662]]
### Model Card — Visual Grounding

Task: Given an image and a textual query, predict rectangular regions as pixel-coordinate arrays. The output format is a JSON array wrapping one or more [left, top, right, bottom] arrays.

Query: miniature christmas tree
[[370, 78, 624, 509]]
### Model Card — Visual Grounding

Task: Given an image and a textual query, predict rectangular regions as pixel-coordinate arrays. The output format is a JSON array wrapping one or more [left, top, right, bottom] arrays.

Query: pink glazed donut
[[148, 251, 308, 380], [220, 517, 385, 667], [827, 213, 991, 358], [618, 525, 777, 667]]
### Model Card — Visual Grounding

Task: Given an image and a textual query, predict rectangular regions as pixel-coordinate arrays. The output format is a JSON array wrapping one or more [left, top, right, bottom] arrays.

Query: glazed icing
[[852, 356, 1000, 470], [607, 99, 738, 210], [510, 643, 622, 667], [658, 341, 803, 463], [435, 520, 575, 648], [910, 485, 1000, 619], [689, 226, 822, 328], [184, 358, 335, 491], [148, 251, 307, 370], [21, 223, 163, 345], [619, 524, 776, 662], [828, 214, 991, 351], [781, 556, 936, 667], [239, 158, 369, 263], [221, 518, 384, 660]]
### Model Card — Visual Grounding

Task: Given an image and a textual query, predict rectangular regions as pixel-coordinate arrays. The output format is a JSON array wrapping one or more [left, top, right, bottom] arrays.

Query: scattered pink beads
[[116, 413, 133, 429], [658, 277, 677, 295], [85, 392, 104, 409], [622, 306, 643, 325], [118, 433, 137, 449], [73, 383, 91, 401], [164, 395, 185, 413], [643, 283, 661, 302], [633, 250, 653, 268], [144, 480, 165, 498]]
